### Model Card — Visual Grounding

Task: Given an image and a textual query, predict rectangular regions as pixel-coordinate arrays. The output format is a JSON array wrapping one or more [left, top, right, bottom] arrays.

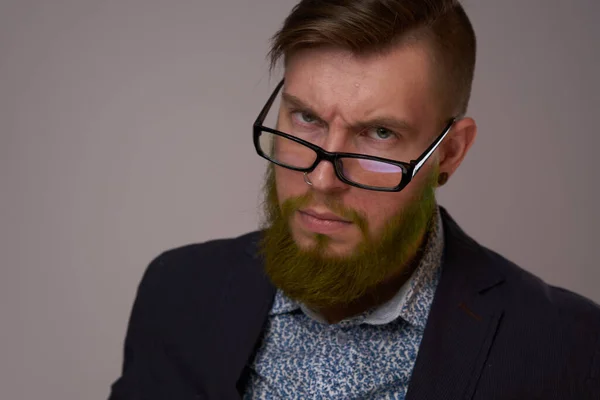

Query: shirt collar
[[270, 288, 301, 315], [270, 207, 445, 330]]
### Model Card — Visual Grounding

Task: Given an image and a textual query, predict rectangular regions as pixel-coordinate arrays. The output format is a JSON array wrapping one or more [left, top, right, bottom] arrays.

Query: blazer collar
[[405, 207, 506, 400]]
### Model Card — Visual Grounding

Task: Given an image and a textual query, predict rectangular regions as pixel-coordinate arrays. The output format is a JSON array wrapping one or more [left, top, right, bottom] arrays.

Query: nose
[[306, 132, 349, 194], [306, 160, 347, 193]]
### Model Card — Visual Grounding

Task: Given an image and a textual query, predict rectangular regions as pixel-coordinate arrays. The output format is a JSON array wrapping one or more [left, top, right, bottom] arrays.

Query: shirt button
[[336, 331, 348, 344]]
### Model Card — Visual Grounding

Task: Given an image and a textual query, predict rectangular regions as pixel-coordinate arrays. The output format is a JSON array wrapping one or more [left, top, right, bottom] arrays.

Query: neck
[[314, 227, 431, 324]]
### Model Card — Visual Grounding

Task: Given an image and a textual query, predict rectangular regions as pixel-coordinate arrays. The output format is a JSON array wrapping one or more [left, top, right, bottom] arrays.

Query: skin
[[261, 40, 477, 323]]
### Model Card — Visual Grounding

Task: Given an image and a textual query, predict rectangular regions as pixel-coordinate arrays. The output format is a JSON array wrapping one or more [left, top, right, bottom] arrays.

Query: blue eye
[[376, 128, 392, 139], [366, 127, 396, 140], [293, 111, 317, 124]]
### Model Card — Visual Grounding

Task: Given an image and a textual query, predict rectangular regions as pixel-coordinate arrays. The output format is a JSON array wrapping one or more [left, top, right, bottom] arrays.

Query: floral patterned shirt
[[244, 209, 444, 400]]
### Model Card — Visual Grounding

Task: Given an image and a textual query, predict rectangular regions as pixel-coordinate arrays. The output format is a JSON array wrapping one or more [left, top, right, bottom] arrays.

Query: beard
[[259, 166, 439, 310]]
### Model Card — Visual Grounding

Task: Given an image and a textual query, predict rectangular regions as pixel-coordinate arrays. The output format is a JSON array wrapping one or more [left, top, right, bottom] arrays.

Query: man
[[109, 1, 600, 399]]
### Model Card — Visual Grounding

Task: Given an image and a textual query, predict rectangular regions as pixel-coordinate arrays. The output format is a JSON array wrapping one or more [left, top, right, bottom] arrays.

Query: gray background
[[1, 0, 598, 398]]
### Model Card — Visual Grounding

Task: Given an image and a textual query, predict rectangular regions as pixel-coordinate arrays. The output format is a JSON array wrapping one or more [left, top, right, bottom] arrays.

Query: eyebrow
[[281, 92, 323, 119], [355, 116, 416, 135], [281, 92, 417, 135]]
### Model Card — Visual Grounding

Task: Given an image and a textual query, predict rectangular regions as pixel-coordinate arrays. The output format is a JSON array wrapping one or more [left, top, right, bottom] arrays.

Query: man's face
[[259, 43, 447, 308], [274, 44, 443, 256]]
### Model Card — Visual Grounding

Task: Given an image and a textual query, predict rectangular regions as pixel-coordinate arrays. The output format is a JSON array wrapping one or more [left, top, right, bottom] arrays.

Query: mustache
[[261, 167, 369, 237], [279, 191, 369, 234]]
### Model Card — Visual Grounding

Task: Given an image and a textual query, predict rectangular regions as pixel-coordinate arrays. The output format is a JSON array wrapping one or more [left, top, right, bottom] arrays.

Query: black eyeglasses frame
[[253, 79, 456, 192]]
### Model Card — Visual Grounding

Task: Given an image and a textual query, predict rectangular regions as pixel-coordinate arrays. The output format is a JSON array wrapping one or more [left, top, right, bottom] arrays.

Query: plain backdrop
[[1, 0, 599, 398]]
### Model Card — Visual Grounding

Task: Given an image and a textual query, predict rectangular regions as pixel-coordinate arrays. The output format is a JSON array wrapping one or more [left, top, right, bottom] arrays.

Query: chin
[[322, 244, 356, 258], [292, 231, 358, 257]]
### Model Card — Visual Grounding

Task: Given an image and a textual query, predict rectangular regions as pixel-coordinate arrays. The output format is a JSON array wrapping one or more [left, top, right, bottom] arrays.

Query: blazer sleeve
[[107, 254, 199, 400]]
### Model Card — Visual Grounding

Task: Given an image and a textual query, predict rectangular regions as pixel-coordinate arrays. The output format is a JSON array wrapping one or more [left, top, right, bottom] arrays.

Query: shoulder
[[440, 207, 600, 329], [437, 207, 600, 395], [150, 230, 261, 274], [441, 206, 600, 373], [486, 246, 600, 325], [476, 245, 600, 374], [476, 248, 600, 390], [162, 230, 261, 264], [136, 231, 269, 304]]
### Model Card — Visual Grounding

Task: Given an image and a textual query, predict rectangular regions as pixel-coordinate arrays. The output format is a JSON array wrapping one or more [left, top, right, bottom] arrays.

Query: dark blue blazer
[[109, 209, 600, 399]]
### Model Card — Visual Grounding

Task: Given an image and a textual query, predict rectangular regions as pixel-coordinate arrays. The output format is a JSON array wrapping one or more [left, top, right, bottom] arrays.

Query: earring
[[437, 172, 449, 186], [303, 172, 313, 186]]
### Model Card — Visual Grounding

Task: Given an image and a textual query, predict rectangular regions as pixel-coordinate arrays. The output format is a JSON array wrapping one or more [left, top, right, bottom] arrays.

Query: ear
[[437, 117, 477, 180]]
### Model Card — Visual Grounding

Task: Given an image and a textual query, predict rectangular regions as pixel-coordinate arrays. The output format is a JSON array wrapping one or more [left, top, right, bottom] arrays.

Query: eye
[[366, 127, 397, 141], [291, 110, 318, 125]]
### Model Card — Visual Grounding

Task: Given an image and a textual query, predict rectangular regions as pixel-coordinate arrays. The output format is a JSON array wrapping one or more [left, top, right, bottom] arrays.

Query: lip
[[300, 209, 350, 222], [297, 208, 352, 234]]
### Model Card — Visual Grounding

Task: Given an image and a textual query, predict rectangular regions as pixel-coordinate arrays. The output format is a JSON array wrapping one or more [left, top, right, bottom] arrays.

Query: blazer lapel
[[406, 209, 506, 400], [178, 232, 276, 400], [224, 234, 276, 396]]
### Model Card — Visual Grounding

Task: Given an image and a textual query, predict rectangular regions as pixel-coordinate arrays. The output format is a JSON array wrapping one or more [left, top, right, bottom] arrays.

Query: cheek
[[274, 166, 306, 203], [351, 193, 399, 234], [352, 185, 423, 235]]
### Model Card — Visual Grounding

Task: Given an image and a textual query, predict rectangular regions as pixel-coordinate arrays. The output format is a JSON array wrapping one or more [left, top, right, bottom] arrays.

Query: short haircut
[[269, 0, 477, 117]]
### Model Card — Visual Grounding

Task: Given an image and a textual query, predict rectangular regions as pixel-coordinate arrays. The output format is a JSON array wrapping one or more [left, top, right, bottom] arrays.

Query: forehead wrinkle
[[331, 91, 413, 134], [285, 59, 370, 120], [283, 85, 360, 128], [283, 45, 432, 133]]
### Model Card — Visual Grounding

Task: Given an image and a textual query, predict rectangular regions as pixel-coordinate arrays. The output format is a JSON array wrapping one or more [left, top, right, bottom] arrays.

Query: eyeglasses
[[253, 79, 456, 192]]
